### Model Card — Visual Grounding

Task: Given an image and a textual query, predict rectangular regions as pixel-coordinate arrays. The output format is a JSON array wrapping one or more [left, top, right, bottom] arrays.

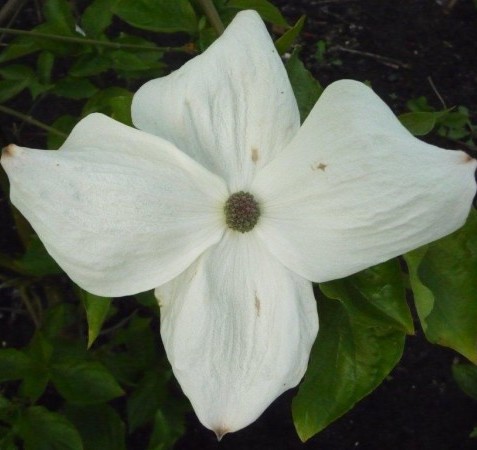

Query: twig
[[0, 105, 68, 138], [0, 0, 28, 26], [0, 27, 194, 53], [427, 76, 447, 109], [331, 45, 411, 69], [197, 0, 225, 35]]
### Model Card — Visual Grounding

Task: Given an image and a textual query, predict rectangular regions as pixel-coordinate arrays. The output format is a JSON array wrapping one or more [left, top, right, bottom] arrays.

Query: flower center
[[224, 191, 260, 233]]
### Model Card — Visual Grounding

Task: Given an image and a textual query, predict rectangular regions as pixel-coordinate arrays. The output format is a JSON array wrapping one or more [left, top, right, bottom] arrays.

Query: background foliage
[[0, 0, 476, 448]]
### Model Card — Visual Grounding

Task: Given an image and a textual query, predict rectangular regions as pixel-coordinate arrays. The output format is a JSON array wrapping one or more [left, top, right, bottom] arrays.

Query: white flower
[[1, 10, 476, 437]]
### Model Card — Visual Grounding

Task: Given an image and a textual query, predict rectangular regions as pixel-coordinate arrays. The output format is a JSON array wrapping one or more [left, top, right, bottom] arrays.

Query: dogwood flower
[[1, 10, 476, 438]]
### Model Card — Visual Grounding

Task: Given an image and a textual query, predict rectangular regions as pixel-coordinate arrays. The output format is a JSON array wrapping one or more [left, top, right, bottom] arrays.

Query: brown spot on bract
[[214, 427, 230, 441], [251, 147, 259, 163], [311, 162, 327, 172], [461, 153, 474, 164], [254, 293, 261, 317], [2, 144, 16, 158]]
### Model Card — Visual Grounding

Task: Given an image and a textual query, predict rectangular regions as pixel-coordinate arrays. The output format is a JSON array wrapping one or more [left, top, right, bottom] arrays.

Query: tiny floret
[[224, 191, 260, 233]]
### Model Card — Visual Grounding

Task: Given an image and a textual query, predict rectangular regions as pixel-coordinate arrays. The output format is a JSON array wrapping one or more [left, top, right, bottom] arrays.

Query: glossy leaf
[[404, 210, 477, 363], [65, 405, 126, 450], [18, 406, 83, 450], [275, 15, 305, 54], [398, 110, 448, 136], [113, 0, 197, 33], [285, 50, 323, 122], [81, 291, 111, 348], [51, 360, 124, 405], [452, 363, 477, 400], [226, 0, 288, 26], [292, 262, 408, 441]]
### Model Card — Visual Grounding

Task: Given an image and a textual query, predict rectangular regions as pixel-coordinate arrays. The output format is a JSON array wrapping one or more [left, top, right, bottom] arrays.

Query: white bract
[[2, 10, 476, 437]]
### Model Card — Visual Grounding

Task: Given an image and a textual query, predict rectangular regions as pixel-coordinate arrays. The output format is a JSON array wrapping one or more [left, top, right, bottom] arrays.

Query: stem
[[197, 0, 225, 35], [0, 27, 193, 52], [0, 105, 67, 137]]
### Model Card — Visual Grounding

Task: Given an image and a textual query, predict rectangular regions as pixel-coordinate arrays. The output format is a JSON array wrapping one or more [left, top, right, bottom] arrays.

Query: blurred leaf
[[81, 291, 111, 348], [65, 404, 126, 450], [51, 360, 124, 405], [292, 263, 407, 441], [399, 110, 449, 136], [452, 363, 477, 400], [135, 290, 158, 309], [18, 406, 83, 450], [127, 370, 169, 432], [275, 15, 305, 55], [69, 52, 112, 77], [20, 334, 53, 402], [53, 78, 99, 100], [109, 96, 133, 125], [148, 408, 186, 450], [406, 96, 434, 112], [83, 87, 133, 116], [0, 349, 32, 382], [14, 235, 62, 276], [113, 0, 197, 33], [285, 50, 323, 122], [0, 37, 40, 63], [471, 427, 477, 438], [42, 303, 78, 339], [226, 0, 288, 26], [47, 115, 78, 149], [404, 210, 477, 363], [0, 65, 35, 102], [81, 0, 114, 37], [37, 52, 55, 84], [42, 0, 76, 35]]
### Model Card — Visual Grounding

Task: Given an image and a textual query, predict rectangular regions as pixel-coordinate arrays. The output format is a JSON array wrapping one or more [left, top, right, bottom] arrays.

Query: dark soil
[[175, 1, 477, 449]]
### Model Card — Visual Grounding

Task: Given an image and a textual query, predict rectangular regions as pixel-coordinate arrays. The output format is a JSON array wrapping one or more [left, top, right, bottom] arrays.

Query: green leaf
[[0, 64, 35, 102], [37, 52, 55, 84], [109, 96, 133, 125], [404, 210, 477, 363], [18, 406, 83, 450], [81, 291, 111, 348], [471, 426, 477, 438], [398, 110, 449, 136], [275, 15, 305, 55], [0, 80, 29, 103], [82, 87, 133, 117], [285, 50, 323, 122], [65, 405, 126, 450], [81, 0, 114, 37], [51, 360, 124, 405], [14, 235, 62, 276], [70, 52, 112, 77], [42, 0, 76, 35], [0, 37, 40, 63], [148, 408, 186, 450], [0, 349, 32, 382], [19, 335, 52, 402], [292, 264, 407, 441], [53, 78, 98, 100], [113, 0, 197, 33], [226, 0, 288, 26], [127, 370, 169, 432], [47, 115, 78, 149], [452, 363, 477, 400]]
